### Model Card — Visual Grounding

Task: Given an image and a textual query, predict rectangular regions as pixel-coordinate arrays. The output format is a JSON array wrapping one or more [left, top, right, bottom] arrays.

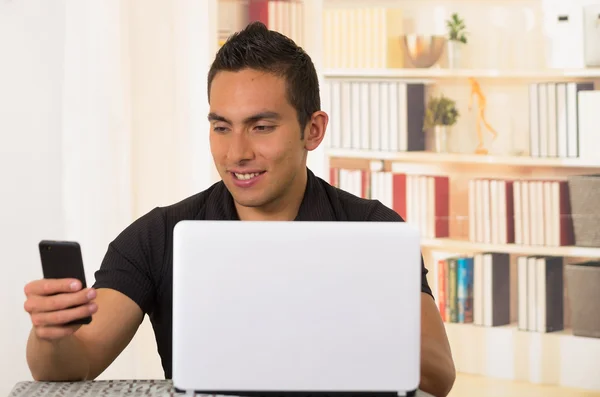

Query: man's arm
[[26, 287, 144, 381], [418, 292, 456, 397]]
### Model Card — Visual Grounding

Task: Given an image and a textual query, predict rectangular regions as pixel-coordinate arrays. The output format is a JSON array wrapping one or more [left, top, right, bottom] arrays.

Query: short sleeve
[[365, 201, 434, 299], [92, 207, 166, 314]]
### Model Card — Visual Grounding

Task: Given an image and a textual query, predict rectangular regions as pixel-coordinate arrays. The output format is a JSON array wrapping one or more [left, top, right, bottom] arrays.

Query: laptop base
[[173, 388, 417, 397]]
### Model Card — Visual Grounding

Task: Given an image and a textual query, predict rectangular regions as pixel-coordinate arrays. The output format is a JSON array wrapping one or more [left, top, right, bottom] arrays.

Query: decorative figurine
[[468, 77, 497, 154]]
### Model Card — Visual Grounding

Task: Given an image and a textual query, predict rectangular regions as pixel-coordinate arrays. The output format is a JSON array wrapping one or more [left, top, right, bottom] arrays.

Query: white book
[[370, 172, 380, 202], [538, 84, 548, 157], [369, 83, 381, 151], [398, 83, 408, 151], [556, 83, 568, 158], [482, 179, 491, 244], [529, 84, 540, 157], [482, 254, 493, 327], [547, 83, 558, 157], [498, 180, 507, 245], [473, 253, 484, 326], [536, 182, 545, 246], [490, 180, 499, 244], [527, 256, 537, 331], [550, 181, 560, 247], [521, 181, 530, 246], [359, 83, 370, 150], [528, 181, 538, 245], [388, 82, 399, 152], [543, 181, 553, 246], [475, 179, 484, 243], [513, 181, 523, 245], [578, 90, 600, 162], [384, 172, 394, 210], [379, 83, 390, 151], [351, 82, 361, 150], [340, 82, 352, 149]]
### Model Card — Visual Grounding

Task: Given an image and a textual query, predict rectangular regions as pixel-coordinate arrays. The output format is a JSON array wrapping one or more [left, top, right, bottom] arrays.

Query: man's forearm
[[419, 336, 456, 397], [26, 328, 91, 381]]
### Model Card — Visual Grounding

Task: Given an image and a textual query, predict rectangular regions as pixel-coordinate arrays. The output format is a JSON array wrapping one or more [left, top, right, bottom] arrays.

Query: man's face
[[208, 68, 308, 210]]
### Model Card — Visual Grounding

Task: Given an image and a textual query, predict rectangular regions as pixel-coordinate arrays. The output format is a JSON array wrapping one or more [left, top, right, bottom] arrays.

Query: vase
[[447, 41, 464, 69], [432, 125, 450, 153]]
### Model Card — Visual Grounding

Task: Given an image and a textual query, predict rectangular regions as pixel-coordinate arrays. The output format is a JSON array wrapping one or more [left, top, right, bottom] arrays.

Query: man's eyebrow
[[243, 111, 281, 123], [207, 113, 230, 123], [207, 111, 281, 124]]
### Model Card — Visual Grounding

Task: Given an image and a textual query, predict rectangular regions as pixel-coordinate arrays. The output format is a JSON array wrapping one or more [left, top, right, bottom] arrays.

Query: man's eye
[[213, 126, 228, 133], [255, 125, 274, 132]]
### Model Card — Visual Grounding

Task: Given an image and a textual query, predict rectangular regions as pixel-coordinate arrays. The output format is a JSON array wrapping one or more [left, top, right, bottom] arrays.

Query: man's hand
[[24, 278, 98, 341]]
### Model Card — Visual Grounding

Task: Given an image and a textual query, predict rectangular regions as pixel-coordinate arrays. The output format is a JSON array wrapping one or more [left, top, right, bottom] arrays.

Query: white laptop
[[172, 220, 422, 396]]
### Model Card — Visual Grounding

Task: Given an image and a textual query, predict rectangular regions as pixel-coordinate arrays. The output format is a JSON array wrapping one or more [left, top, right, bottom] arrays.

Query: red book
[[361, 170, 370, 199], [392, 173, 407, 221], [431, 175, 450, 238], [329, 167, 339, 188]]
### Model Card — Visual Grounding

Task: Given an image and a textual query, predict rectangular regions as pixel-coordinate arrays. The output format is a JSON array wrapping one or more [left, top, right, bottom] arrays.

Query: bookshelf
[[313, 0, 600, 392], [215, 0, 600, 391]]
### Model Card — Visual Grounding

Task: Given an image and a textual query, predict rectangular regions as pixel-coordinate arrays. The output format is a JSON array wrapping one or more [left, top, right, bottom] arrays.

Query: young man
[[23, 22, 455, 397]]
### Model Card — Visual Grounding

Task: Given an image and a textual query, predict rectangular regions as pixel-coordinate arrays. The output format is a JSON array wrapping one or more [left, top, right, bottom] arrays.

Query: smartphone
[[38, 240, 92, 325]]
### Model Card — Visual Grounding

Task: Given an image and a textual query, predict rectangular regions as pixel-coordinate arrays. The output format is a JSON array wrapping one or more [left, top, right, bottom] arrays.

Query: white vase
[[447, 41, 464, 69], [432, 125, 450, 153]]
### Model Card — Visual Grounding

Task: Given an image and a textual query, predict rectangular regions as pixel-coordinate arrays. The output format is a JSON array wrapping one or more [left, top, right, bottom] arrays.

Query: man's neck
[[235, 168, 308, 221]]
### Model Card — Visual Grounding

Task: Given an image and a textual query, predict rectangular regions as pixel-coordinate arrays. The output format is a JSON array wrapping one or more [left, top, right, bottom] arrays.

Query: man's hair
[[207, 21, 320, 137]]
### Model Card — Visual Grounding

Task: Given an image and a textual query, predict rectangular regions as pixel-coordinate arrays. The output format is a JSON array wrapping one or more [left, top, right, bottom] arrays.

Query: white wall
[[0, 1, 67, 393], [0, 0, 220, 394]]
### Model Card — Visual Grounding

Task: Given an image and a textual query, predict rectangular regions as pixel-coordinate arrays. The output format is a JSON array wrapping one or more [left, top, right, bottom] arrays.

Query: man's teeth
[[234, 172, 261, 180]]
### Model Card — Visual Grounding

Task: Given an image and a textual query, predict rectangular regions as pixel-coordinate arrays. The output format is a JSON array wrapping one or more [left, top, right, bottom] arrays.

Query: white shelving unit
[[323, 67, 600, 81], [313, 0, 600, 392], [421, 237, 600, 258], [327, 148, 600, 168]]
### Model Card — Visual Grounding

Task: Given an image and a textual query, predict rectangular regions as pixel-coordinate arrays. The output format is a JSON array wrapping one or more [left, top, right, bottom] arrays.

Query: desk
[[9, 380, 435, 397]]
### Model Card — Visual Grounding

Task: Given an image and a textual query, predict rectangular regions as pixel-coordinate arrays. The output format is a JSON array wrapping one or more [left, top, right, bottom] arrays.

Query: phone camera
[[46, 246, 51, 251]]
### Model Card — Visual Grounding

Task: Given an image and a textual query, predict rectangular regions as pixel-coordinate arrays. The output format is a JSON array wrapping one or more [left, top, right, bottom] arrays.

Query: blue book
[[457, 256, 474, 323]]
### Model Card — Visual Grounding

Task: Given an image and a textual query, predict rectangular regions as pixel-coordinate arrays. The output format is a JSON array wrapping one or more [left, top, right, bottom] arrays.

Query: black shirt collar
[[203, 168, 336, 221]]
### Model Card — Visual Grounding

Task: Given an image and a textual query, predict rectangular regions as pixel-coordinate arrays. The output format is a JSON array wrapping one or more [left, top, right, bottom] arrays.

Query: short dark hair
[[207, 21, 320, 137]]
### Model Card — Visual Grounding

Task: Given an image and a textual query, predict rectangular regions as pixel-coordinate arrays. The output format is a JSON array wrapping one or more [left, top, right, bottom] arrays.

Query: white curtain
[[60, 0, 219, 379]]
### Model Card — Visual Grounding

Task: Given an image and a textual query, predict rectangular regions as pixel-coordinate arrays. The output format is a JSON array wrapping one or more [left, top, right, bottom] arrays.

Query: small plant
[[423, 95, 459, 130], [446, 13, 468, 44]]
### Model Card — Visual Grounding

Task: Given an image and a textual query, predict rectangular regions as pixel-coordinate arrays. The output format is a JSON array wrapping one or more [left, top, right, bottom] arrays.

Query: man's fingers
[[24, 288, 96, 314], [30, 302, 97, 327], [35, 325, 82, 341], [24, 278, 82, 297]]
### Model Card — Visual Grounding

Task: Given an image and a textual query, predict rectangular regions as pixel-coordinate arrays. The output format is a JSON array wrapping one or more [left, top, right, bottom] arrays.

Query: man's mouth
[[232, 171, 265, 180]]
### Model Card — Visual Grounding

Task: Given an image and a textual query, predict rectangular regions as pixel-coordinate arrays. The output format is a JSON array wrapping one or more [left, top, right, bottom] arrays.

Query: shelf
[[420, 237, 600, 258], [326, 149, 600, 168], [444, 322, 600, 391], [322, 68, 600, 81]]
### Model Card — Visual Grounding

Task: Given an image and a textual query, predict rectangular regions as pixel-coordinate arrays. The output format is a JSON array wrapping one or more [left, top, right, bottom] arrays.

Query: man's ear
[[304, 111, 328, 151]]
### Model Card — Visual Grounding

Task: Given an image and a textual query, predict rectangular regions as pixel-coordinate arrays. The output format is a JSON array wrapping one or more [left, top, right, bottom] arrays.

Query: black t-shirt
[[93, 168, 432, 379]]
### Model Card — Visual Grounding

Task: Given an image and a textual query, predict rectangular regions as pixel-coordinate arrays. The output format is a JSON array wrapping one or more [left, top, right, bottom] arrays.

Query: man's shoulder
[[127, 181, 223, 234], [319, 178, 404, 222], [159, 181, 222, 222]]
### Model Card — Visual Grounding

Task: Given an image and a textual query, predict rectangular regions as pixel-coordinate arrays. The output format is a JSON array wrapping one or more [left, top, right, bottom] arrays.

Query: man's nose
[[227, 130, 254, 163]]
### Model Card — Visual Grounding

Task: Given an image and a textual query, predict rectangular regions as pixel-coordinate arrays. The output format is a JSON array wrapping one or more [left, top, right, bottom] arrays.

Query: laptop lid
[[172, 220, 422, 396]]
